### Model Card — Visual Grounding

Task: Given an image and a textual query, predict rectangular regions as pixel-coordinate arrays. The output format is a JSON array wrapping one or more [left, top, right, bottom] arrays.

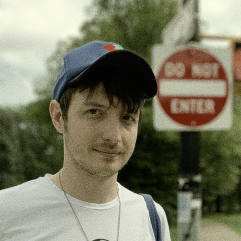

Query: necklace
[[58, 170, 121, 241]]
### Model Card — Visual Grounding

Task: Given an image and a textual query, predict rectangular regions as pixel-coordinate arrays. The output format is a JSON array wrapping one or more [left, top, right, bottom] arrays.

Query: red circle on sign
[[156, 48, 228, 127]]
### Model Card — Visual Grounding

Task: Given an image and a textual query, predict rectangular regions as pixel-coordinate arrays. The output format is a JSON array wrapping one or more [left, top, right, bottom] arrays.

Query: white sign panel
[[152, 44, 233, 131]]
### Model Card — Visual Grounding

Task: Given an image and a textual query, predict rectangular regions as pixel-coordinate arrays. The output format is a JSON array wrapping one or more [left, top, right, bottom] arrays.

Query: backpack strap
[[140, 194, 162, 241]]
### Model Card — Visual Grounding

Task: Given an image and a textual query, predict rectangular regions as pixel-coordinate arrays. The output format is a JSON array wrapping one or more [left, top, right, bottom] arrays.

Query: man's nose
[[102, 119, 122, 143]]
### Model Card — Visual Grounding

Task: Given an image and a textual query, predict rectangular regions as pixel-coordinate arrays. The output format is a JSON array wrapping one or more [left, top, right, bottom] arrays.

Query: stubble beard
[[70, 152, 128, 179], [63, 122, 134, 179], [65, 139, 131, 179]]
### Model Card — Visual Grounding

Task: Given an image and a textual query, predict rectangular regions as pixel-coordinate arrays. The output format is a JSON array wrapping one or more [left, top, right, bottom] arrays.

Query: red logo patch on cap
[[103, 44, 123, 52]]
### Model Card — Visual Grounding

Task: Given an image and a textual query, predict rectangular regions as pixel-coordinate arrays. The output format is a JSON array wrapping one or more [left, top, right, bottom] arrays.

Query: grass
[[169, 214, 241, 240], [170, 228, 178, 241]]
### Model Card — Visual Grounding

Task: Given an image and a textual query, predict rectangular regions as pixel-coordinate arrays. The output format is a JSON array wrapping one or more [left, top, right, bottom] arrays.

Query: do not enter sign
[[157, 48, 228, 127], [152, 45, 232, 130]]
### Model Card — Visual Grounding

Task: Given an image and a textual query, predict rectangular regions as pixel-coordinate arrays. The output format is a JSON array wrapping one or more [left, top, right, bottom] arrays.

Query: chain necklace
[[58, 170, 121, 241]]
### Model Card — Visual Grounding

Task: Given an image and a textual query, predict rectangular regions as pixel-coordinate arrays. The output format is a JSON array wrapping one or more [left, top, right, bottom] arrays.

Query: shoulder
[[118, 184, 171, 241], [0, 176, 45, 196], [154, 201, 169, 222], [118, 183, 146, 206], [118, 183, 169, 221], [0, 175, 53, 213], [0, 177, 39, 198]]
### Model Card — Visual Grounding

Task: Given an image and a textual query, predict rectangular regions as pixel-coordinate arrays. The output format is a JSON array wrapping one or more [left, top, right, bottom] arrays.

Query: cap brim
[[68, 50, 157, 98]]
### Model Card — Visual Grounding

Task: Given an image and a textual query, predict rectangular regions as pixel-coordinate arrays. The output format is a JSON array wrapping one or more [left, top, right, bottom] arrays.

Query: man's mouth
[[95, 149, 120, 158]]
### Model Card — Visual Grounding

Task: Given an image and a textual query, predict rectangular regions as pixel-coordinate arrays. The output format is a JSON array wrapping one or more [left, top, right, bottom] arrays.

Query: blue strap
[[140, 194, 162, 241]]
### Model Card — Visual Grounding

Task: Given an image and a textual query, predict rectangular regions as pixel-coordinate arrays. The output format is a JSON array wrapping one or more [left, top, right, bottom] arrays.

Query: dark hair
[[59, 65, 149, 120]]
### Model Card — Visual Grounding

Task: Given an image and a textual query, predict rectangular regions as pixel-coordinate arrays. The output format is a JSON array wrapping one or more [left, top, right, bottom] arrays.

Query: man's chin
[[85, 168, 118, 179]]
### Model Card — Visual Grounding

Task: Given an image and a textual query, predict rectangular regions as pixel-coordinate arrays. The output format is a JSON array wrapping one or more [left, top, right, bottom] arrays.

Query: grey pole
[[177, 1, 202, 241]]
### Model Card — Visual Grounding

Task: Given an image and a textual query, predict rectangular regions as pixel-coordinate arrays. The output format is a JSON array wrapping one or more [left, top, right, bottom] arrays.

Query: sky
[[1, 0, 241, 107]]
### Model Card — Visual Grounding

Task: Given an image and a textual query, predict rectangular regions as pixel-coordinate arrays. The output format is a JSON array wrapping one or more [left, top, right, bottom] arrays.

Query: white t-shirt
[[0, 175, 171, 241]]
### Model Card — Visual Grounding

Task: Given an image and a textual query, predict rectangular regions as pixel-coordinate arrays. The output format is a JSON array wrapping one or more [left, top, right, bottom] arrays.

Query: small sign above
[[162, 0, 196, 45]]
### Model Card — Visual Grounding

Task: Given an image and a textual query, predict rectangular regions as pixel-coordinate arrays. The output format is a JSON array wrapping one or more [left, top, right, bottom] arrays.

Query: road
[[201, 220, 241, 241]]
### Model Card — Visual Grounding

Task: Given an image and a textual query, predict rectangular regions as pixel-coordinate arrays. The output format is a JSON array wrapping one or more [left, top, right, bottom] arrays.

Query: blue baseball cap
[[53, 41, 157, 101]]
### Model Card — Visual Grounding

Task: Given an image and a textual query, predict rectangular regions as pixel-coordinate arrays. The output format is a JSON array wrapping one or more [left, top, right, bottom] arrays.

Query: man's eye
[[88, 109, 101, 115], [123, 115, 134, 121]]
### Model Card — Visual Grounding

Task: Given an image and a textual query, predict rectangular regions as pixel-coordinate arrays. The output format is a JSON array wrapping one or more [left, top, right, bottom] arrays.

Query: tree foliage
[[81, 0, 176, 62], [0, 107, 53, 188], [201, 96, 241, 213]]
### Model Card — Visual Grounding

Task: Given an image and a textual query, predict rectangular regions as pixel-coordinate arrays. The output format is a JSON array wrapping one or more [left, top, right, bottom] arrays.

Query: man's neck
[[49, 165, 119, 204]]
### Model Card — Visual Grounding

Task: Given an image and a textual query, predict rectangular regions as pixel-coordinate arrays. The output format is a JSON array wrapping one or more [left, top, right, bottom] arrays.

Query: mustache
[[94, 142, 124, 151]]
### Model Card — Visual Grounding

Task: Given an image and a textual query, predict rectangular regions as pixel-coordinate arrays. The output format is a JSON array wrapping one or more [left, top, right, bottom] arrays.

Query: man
[[0, 41, 171, 240]]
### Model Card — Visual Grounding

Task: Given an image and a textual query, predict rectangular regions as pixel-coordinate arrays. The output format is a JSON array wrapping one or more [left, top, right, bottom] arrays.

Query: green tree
[[81, 0, 177, 61], [0, 108, 25, 188], [201, 96, 241, 213], [0, 108, 51, 189]]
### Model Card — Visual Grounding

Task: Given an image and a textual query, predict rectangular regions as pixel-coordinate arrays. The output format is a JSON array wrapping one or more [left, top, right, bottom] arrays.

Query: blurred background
[[1, 0, 241, 230]]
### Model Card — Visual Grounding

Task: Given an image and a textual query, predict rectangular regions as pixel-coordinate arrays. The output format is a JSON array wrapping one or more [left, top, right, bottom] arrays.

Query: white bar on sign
[[160, 80, 227, 97]]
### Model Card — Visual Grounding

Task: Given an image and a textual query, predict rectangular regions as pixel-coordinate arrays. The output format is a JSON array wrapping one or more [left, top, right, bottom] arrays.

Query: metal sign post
[[161, 0, 202, 240], [178, 132, 202, 241], [178, 0, 202, 241], [178, 1, 201, 240]]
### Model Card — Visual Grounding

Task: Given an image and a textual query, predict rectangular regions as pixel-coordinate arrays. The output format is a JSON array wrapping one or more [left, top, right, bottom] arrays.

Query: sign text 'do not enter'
[[156, 48, 229, 127]]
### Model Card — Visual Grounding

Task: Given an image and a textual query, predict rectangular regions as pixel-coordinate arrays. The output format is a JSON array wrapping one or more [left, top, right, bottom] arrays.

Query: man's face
[[62, 83, 141, 178]]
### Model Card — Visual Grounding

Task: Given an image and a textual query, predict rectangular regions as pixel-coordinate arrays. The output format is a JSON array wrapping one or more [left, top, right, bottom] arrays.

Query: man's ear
[[49, 100, 64, 134]]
